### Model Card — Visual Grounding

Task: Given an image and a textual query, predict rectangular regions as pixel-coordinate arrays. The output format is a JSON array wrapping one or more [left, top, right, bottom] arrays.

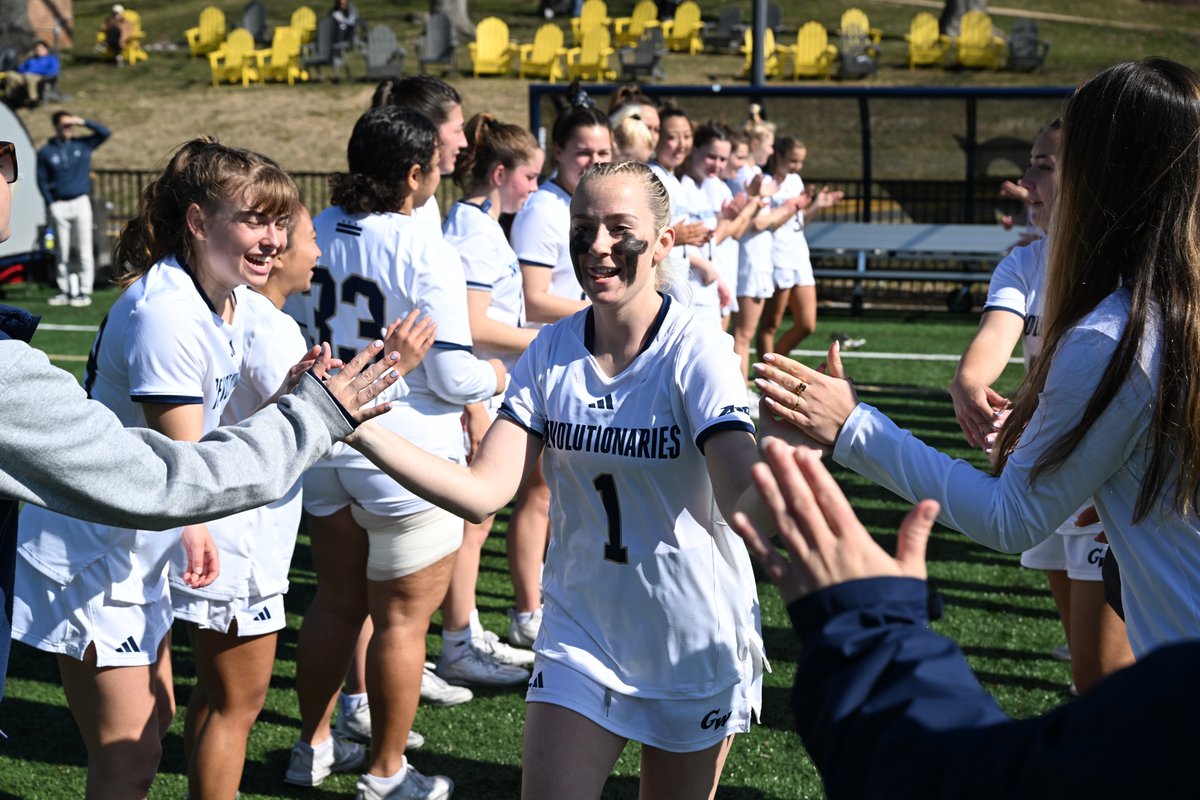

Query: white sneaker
[[355, 764, 454, 800], [69, 295, 92, 307], [47, 293, 70, 306], [435, 640, 530, 687], [507, 607, 542, 649], [284, 737, 367, 787], [475, 630, 535, 668], [420, 663, 473, 706], [334, 700, 425, 750]]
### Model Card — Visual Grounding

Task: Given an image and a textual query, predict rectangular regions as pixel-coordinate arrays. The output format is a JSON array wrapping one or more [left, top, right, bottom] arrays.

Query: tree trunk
[[433, 0, 474, 39], [940, 0, 987, 36], [0, 0, 35, 53]]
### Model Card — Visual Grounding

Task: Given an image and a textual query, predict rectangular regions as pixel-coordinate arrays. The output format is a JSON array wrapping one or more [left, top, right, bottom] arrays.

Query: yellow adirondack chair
[[956, 10, 1005, 69], [613, 0, 659, 49], [209, 28, 259, 86], [566, 26, 615, 81], [740, 27, 783, 79], [469, 17, 518, 77], [839, 8, 882, 44], [905, 11, 950, 69], [254, 26, 309, 84], [519, 23, 567, 82], [662, 1, 703, 54], [789, 21, 837, 80], [571, 0, 611, 46], [96, 9, 149, 64], [291, 6, 318, 44], [186, 6, 227, 57]]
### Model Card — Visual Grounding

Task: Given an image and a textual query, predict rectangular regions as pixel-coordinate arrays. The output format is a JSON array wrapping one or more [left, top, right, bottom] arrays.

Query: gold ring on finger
[[791, 393, 801, 411], [796, 380, 809, 395]]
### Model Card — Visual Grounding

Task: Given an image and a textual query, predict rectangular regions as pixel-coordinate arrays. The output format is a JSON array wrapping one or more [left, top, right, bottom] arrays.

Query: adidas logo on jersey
[[252, 606, 272, 623], [528, 670, 544, 689], [335, 220, 362, 237], [700, 708, 732, 730], [587, 394, 615, 410], [115, 636, 141, 654]]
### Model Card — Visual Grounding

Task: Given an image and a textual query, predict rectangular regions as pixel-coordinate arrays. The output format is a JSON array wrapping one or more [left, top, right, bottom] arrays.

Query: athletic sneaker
[[47, 293, 71, 306], [507, 607, 542, 649], [284, 737, 367, 787], [435, 640, 530, 687], [475, 629, 535, 668], [420, 663, 473, 706], [355, 765, 454, 800], [334, 700, 426, 750], [69, 295, 92, 307]]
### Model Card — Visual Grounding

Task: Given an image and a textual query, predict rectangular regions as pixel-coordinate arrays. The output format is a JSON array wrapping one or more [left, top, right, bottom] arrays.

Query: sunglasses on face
[[0, 142, 16, 184]]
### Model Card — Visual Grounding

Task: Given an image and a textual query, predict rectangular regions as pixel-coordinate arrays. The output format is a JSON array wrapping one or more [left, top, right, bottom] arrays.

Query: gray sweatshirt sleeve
[[0, 339, 350, 528]]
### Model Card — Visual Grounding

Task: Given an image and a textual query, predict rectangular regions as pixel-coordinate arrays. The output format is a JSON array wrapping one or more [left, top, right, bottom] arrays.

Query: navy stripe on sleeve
[[498, 405, 544, 438], [695, 419, 756, 454], [981, 305, 1026, 320], [131, 394, 205, 405], [431, 341, 473, 353]]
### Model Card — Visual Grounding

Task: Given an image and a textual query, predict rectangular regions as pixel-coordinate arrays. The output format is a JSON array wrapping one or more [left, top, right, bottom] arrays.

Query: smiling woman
[[13, 137, 301, 799], [345, 159, 792, 800]]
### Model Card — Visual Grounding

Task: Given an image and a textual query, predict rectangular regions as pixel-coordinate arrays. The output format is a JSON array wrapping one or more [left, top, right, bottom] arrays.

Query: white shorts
[[352, 504, 464, 581], [525, 656, 758, 753], [13, 555, 172, 667], [173, 591, 287, 636], [736, 265, 775, 301], [1019, 520, 1107, 582], [773, 265, 798, 290], [303, 454, 465, 519]]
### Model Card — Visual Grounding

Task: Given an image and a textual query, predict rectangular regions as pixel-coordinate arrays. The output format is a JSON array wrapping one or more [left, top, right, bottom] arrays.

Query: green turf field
[[0, 285, 1066, 799]]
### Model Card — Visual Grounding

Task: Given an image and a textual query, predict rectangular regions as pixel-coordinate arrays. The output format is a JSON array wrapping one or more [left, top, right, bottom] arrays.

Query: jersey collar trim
[[583, 292, 672, 357]]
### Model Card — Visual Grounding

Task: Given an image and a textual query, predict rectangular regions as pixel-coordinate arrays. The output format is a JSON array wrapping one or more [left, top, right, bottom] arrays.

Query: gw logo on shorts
[[701, 708, 732, 730], [1088, 547, 1106, 567]]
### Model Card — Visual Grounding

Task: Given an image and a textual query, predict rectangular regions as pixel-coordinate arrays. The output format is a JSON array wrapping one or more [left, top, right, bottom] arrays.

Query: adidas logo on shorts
[[115, 635, 140, 654], [252, 606, 272, 623], [528, 670, 544, 689]]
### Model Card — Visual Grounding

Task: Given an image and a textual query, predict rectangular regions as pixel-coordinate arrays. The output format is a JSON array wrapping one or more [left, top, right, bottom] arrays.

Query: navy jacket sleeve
[[80, 120, 112, 152], [790, 577, 1200, 799]]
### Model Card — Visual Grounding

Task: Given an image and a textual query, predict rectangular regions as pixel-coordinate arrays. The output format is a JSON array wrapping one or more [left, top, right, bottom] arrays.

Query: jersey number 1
[[593, 474, 628, 564]]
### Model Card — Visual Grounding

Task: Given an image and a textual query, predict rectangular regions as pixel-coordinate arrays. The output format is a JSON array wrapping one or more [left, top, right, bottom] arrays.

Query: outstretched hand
[[382, 310, 437, 376], [753, 343, 858, 447], [730, 440, 939, 605]]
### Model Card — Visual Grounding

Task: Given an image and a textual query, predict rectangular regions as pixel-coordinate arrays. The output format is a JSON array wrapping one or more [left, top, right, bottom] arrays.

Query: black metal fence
[[94, 169, 1021, 228]]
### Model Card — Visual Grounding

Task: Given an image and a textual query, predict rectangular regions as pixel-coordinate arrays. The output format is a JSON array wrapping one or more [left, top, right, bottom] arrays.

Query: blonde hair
[[742, 103, 776, 144], [613, 116, 654, 162]]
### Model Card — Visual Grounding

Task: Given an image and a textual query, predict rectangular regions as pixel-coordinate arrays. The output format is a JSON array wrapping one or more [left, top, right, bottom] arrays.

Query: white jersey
[[412, 194, 443, 232], [19, 257, 247, 604], [679, 174, 720, 317], [171, 289, 308, 601], [511, 179, 586, 305], [702, 176, 739, 295], [649, 160, 690, 267], [984, 237, 1046, 369], [501, 294, 762, 698], [979, 237, 1089, 539], [770, 173, 810, 271], [736, 164, 774, 288], [442, 200, 527, 370], [296, 206, 498, 515]]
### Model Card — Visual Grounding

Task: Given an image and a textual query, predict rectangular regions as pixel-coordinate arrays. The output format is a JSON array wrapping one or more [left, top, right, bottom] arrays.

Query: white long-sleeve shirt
[[835, 289, 1200, 656]]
